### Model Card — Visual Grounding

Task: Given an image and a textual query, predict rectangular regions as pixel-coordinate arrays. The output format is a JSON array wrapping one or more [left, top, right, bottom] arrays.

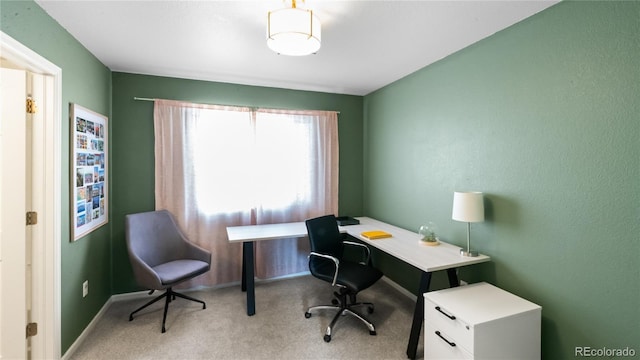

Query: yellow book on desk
[[361, 230, 392, 239]]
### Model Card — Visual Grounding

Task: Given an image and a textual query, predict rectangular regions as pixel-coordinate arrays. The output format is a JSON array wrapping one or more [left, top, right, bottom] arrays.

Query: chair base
[[305, 290, 376, 342], [129, 287, 206, 333]]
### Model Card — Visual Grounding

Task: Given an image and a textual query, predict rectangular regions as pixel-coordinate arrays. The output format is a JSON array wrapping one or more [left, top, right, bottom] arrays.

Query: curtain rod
[[133, 97, 340, 114]]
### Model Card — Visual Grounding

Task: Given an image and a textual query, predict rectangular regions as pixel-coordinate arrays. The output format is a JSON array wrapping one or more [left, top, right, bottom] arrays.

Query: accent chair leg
[[172, 290, 206, 309], [161, 288, 171, 333], [129, 287, 207, 333], [129, 290, 169, 321]]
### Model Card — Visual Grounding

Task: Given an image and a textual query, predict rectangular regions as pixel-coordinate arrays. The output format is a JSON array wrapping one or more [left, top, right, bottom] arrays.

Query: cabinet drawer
[[425, 298, 473, 352], [424, 324, 473, 360]]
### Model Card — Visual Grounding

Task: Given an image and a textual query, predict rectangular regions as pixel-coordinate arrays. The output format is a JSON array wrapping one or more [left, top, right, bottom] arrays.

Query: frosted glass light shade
[[267, 7, 321, 56], [452, 191, 485, 223]]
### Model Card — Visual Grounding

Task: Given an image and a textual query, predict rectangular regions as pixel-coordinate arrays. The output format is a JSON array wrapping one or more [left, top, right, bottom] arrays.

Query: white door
[[0, 68, 28, 358], [1, 32, 61, 359]]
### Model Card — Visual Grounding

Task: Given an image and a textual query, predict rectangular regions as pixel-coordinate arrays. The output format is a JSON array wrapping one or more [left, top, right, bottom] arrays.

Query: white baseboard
[[380, 275, 417, 302], [109, 271, 312, 303], [61, 297, 113, 360]]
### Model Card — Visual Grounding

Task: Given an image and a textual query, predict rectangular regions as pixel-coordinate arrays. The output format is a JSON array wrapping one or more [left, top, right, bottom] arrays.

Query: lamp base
[[460, 249, 478, 257]]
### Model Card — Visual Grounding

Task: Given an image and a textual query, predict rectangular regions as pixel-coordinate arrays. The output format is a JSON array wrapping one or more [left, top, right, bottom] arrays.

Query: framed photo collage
[[70, 103, 108, 241]]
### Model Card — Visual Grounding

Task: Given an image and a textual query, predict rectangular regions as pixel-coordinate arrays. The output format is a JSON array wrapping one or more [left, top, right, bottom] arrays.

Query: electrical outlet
[[83, 280, 89, 298]]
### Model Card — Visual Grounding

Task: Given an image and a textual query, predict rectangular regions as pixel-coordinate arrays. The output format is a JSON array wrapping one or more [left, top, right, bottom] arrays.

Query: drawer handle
[[435, 306, 456, 320], [435, 330, 456, 347]]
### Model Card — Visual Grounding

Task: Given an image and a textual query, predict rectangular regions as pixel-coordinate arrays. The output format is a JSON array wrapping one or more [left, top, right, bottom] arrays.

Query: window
[[154, 100, 339, 285], [190, 107, 334, 215]]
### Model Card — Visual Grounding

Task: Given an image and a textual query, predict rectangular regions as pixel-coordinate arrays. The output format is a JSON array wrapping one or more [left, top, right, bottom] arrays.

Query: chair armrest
[[184, 241, 212, 265], [309, 252, 340, 286], [343, 240, 371, 265], [128, 251, 164, 290]]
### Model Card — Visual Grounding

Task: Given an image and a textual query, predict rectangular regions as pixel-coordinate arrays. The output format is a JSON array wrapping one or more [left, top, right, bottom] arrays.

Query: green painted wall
[[5, 0, 638, 358], [3, 0, 362, 351], [1, 0, 112, 355], [110, 72, 364, 293], [363, 1, 639, 358]]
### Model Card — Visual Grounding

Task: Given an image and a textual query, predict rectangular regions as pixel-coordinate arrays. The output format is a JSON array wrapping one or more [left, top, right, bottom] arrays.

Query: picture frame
[[70, 103, 108, 241]]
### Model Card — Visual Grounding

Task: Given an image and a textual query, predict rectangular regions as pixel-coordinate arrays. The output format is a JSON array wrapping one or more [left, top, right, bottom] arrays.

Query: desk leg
[[406, 271, 432, 359], [241, 246, 246, 292], [242, 241, 255, 316], [447, 268, 459, 288]]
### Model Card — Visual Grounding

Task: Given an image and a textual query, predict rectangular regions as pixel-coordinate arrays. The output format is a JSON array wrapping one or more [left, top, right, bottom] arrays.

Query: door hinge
[[26, 97, 38, 114], [26, 211, 38, 225], [26, 322, 38, 338]]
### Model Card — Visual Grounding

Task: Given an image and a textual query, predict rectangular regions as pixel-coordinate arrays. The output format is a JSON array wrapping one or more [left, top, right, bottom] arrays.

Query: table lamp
[[452, 191, 484, 257]]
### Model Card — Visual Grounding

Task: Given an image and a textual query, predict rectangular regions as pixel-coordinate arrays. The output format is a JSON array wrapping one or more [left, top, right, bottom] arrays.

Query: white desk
[[227, 217, 490, 359], [226, 221, 308, 242]]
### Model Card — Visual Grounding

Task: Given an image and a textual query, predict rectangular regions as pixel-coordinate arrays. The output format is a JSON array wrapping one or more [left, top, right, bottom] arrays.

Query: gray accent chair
[[125, 210, 211, 333]]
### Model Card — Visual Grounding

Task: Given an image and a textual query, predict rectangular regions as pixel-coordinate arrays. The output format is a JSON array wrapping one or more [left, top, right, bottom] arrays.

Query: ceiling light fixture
[[267, 0, 321, 56]]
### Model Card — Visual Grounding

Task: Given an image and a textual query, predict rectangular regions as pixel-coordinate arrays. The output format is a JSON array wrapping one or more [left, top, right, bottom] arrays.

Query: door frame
[[1, 31, 62, 359]]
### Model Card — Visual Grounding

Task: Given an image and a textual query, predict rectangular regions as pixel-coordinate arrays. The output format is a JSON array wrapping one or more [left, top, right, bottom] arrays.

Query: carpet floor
[[67, 275, 424, 360]]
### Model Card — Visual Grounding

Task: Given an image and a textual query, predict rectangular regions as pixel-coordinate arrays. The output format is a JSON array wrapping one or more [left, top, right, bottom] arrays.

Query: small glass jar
[[418, 222, 439, 246]]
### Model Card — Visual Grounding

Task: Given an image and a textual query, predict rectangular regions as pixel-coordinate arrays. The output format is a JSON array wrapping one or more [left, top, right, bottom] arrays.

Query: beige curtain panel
[[153, 99, 339, 287]]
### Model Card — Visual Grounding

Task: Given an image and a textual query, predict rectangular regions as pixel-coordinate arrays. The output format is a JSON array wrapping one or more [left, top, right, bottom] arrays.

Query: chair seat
[[312, 260, 383, 293], [153, 259, 210, 286]]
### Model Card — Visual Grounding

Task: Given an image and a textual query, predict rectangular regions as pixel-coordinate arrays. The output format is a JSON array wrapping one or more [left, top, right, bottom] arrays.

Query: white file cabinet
[[424, 282, 541, 359]]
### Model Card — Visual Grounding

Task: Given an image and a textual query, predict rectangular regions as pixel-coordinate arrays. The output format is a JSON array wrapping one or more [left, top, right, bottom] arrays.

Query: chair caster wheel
[[367, 306, 374, 314], [304, 312, 312, 318], [331, 299, 339, 305], [162, 327, 166, 333], [369, 330, 377, 336], [324, 334, 331, 342]]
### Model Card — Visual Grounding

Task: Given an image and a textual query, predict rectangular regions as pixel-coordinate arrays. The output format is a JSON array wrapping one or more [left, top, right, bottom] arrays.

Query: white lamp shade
[[452, 191, 485, 223], [267, 7, 321, 56]]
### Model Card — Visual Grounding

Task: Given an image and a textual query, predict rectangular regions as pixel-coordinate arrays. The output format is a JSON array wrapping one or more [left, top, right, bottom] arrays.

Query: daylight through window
[[192, 109, 322, 215]]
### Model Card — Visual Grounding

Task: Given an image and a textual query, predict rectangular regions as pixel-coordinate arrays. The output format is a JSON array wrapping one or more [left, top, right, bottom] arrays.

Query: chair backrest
[[125, 210, 190, 268], [305, 215, 343, 258]]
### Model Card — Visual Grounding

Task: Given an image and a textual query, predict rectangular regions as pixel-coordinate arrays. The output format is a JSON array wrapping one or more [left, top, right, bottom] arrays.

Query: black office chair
[[125, 210, 211, 333], [304, 214, 383, 342]]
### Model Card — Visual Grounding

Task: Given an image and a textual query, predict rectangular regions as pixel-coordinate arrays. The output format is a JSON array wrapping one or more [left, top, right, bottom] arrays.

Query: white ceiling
[[35, 0, 558, 96]]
